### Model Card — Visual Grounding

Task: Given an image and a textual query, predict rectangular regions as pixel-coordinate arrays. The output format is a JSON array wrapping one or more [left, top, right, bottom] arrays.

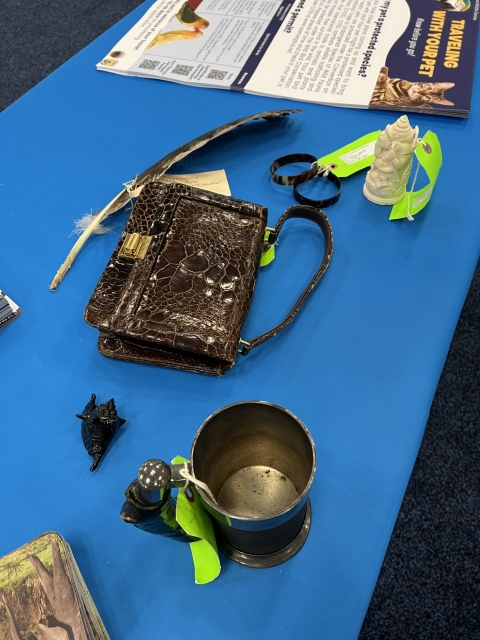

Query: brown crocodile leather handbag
[[84, 182, 333, 375]]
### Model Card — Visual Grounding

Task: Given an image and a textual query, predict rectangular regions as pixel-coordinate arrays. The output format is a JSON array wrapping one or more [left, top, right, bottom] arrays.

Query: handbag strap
[[238, 205, 333, 356]]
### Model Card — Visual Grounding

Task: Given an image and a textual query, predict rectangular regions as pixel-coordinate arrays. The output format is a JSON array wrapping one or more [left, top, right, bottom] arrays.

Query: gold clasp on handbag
[[238, 339, 251, 354], [118, 233, 152, 259]]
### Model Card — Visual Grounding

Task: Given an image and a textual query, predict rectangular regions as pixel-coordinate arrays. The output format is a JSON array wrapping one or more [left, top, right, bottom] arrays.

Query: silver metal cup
[[120, 401, 316, 568], [190, 401, 316, 567]]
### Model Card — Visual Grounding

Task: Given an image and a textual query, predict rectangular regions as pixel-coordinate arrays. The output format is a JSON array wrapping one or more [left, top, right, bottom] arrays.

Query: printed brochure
[[98, 0, 480, 117]]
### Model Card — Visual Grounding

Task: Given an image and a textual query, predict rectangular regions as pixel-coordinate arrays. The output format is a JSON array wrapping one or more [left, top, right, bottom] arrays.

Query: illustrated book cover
[[0, 532, 110, 640]]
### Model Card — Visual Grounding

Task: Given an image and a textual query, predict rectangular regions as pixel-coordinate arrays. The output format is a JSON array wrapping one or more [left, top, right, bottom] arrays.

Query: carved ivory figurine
[[363, 115, 419, 205]]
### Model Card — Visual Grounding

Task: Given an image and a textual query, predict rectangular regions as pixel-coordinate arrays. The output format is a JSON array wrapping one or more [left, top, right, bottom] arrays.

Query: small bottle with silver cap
[[120, 459, 195, 541]]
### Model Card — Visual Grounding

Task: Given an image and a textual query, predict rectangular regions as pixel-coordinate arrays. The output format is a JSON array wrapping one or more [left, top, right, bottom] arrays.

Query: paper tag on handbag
[[172, 456, 221, 585], [260, 230, 275, 267], [157, 170, 231, 196], [317, 131, 381, 177], [389, 131, 442, 221]]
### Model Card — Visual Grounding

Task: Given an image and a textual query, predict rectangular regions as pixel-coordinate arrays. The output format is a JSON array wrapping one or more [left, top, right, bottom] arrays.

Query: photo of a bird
[[144, 1, 210, 51], [175, 2, 210, 30], [145, 29, 203, 50]]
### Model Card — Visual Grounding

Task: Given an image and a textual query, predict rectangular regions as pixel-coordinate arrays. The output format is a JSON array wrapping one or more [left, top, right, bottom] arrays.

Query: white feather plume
[[69, 212, 116, 237]]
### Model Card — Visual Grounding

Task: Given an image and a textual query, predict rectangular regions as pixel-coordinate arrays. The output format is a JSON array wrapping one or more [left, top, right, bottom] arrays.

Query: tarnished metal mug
[[191, 401, 316, 567], [121, 401, 316, 568]]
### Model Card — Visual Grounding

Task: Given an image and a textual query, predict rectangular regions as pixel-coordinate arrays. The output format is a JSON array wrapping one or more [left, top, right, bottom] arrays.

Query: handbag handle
[[238, 205, 333, 356]]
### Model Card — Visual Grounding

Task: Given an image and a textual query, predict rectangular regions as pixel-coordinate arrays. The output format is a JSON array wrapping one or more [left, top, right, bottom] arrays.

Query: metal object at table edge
[[190, 400, 316, 567], [121, 400, 316, 567]]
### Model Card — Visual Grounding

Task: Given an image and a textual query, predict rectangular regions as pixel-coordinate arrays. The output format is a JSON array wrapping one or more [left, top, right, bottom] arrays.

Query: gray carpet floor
[[1, 1, 479, 637]]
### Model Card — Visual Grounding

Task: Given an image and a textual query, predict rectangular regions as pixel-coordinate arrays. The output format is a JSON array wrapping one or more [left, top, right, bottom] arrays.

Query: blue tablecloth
[[1, 3, 479, 638]]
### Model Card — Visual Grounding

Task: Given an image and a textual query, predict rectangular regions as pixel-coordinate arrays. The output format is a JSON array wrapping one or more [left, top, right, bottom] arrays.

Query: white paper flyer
[[98, 0, 480, 117]]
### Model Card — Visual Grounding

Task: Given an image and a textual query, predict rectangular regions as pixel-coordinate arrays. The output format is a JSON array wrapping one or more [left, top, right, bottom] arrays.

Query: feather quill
[[49, 109, 301, 290], [70, 212, 117, 236]]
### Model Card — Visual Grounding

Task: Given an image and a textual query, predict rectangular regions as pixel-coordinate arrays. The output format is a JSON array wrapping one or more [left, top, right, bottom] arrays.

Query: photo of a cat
[[369, 67, 455, 109], [432, 0, 471, 12]]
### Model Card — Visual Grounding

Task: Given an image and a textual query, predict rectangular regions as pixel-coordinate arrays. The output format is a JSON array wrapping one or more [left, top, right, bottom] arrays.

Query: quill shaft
[[49, 191, 127, 290], [49, 109, 301, 290]]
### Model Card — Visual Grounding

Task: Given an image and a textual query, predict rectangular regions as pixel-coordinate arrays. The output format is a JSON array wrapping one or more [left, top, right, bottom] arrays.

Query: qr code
[[139, 59, 159, 70], [206, 69, 228, 81], [172, 64, 194, 76]]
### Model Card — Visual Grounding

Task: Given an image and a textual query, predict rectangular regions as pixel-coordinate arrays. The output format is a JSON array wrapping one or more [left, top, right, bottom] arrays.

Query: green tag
[[172, 456, 221, 585], [317, 131, 381, 177], [389, 131, 442, 221], [260, 230, 275, 267]]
